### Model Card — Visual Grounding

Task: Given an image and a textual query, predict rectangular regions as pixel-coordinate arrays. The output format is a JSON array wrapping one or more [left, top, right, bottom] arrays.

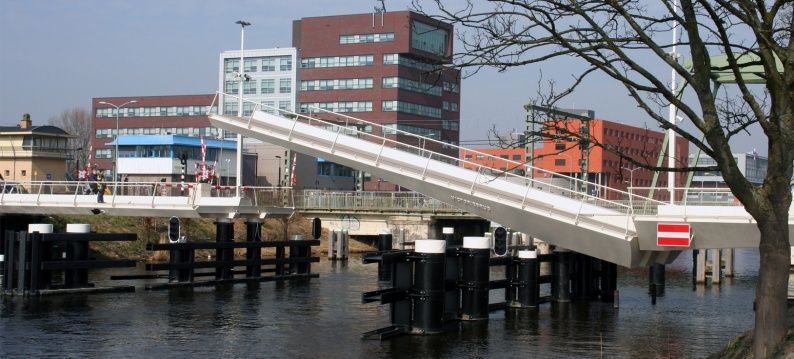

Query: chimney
[[20, 113, 31, 129]]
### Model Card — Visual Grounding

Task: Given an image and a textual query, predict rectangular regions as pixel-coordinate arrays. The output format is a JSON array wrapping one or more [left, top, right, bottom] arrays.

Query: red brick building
[[293, 11, 460, 191], [90, 94, 217, 174], [460, 119, 689, 196]]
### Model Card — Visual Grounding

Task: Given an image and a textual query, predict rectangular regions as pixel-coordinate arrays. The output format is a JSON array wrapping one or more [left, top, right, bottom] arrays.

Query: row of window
[[95, 127, 222, 138], [224, 56, 292, 73], [411, 21, 449, 57], [300, 78, 373, 91], [223, 101, 292, 116], [442, 120, 459, 131], [299, 101, 373, 113], [339, 32, 394, 44], [382, 53, 439, 72], [605, 128, 662, 145], [225, 78, 292, 95], [442, 101, 459, 112], [464, 154, 523, 161], [382, 100, 442, 118], [382, 124, 441, 138], [300, 55, 374, 69], [382, 76, 441, 96], [95, 106, 216, 118]]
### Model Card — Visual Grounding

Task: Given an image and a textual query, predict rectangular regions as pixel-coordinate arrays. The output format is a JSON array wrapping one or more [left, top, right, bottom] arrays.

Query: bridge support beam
[[215, 218, 234, 280], [695, 249, 707, 284], [710, 249, 721, 284], [377, 231, 393, 281], [723, 248, 734, 277], [245, 219, 262, 278]]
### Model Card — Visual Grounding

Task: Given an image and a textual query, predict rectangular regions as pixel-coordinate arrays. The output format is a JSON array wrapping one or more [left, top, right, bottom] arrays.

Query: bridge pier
[[649, 263, 665, 297], [552, 249, 571, 303], [377, 230, 393, 281], [459, 236, 490, 320], [245, 219, 262, 278], [64, 223, 89, 288], [215, 218, 234, 280]]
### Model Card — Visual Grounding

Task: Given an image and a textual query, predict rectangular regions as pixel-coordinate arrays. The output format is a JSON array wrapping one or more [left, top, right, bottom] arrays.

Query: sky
[[0, 0, 767, 154]]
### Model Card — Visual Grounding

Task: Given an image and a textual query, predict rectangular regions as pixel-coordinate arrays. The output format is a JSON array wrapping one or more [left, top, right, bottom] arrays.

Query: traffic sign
[[657, 223, 691, 246]]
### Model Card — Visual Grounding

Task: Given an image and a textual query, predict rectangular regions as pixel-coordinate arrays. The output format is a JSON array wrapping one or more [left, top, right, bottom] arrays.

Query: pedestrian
[[97, 174, 106, 203]]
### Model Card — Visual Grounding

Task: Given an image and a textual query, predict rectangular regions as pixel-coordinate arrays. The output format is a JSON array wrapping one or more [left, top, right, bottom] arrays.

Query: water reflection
[[0, 249, 783, 358]]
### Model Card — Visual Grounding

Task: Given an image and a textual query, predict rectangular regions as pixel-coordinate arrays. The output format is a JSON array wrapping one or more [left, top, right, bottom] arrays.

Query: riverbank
[[709, 306, 794, 358]]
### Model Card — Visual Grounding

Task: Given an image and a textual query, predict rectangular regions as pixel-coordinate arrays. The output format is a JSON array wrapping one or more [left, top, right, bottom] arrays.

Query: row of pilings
[[361, 228, 619, 338]]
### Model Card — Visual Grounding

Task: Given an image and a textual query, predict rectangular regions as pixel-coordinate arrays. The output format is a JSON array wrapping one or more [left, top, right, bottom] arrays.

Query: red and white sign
[[657, 223, 691, 247]]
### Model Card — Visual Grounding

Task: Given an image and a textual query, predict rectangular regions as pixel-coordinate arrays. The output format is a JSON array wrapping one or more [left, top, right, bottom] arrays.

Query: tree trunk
[[753, 206, 791, 358]]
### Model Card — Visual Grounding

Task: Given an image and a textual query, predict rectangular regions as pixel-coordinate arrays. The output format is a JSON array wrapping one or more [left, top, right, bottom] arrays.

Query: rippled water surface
[[0, 249, 776, 358]]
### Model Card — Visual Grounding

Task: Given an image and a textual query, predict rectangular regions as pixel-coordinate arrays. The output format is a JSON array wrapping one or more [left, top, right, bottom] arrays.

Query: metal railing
[[295, 190, 467, 214], [0, 180, 293, 209]]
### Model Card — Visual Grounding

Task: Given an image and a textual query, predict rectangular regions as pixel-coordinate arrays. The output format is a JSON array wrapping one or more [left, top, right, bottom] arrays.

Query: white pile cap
[[518, 250, 537, 259], [28, 224, 53, 234], [66, 224, 91, 233], [380, 228, 391, 235], [442, 227, 454, 234], [463, 236, 490, 249], [414, 239, 446, 254]]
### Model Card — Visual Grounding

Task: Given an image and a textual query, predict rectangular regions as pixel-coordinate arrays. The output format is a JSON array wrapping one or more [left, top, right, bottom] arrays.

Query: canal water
[[0, 249, 772, 358]]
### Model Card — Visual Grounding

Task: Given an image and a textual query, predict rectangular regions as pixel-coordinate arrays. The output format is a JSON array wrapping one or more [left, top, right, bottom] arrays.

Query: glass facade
[[411, 21, 449, 56], [382, 124, 441, 138], [224, 56, 291, 73], [95, 126, 221, 138], [383, 53, 441, 72]]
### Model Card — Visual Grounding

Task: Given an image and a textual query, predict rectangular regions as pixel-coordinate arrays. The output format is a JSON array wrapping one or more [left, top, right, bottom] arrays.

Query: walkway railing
[[294, 190, 467, 214], [0, 180, 294, 208]]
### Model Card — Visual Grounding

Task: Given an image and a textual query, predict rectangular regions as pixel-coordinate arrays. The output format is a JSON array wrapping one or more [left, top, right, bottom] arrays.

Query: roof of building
[[108, 135, 237, 150], [0, 125, 71, 136]]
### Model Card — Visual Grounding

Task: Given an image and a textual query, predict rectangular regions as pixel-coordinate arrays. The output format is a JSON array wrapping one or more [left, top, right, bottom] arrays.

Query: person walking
[[97, 174, 106, 203]]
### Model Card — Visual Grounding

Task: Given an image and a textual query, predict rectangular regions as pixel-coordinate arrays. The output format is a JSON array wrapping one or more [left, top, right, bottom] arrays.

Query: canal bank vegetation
[[44, 214, 374, 260], [417, 1, 792, 356]]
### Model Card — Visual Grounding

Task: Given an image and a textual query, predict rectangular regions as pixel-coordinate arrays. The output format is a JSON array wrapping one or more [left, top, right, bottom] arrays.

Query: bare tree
[[416, 1, 792, 356], [48, 107, 91, 176]]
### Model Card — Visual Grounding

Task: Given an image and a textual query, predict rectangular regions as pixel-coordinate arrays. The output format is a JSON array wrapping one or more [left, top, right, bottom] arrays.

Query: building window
[[260, 79, 275, 94], [500, 155, 509, 159], [301, 78, 373, 91], [476, 154, 485, 160], [244, 59, 257, 72], [261, 58, 276, 71], [382, 100, 441, 118], [382, 77, 441, 96], [451, 102, 458, 112], [340, 32, 394, 44], [243, 81, 257, 95], [224, 102, 238, 116], [224, 59, 239, 73], [261, 101, 276, 114], [278, 101, 291, 111], [513, 155, 522, 161], [382, 124, 440, 138], [464, 155, 472, 160], [225, 80, 238, 95], [443, 81, 460, 93], [243, 102, 255, 116], [554, 159, 566, 166], [382, 53, 441, 71], [279, 79, 292, 93], [555, 143, 566, 151], [299, 101, 373, 113], [279, 56, 292, 71], [95, 149, 112, 159], [20, 170, 26, 177], [411, 21, 449, 56], [300, 55, 374, 68]]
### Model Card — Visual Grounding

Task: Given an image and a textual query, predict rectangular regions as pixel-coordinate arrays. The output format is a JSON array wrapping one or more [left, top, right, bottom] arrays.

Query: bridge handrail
[[294, 189, 467, 213], [210, 91, 667, 217], [0, 180, 295, 208]]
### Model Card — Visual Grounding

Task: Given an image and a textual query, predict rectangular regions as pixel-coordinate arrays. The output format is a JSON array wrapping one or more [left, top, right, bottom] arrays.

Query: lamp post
[[235, 20, 251, 197], [622, 166, 640, 190], [98, 100, 138, 182], [274, 155, 282, 187], [225, 158, 231, 186]]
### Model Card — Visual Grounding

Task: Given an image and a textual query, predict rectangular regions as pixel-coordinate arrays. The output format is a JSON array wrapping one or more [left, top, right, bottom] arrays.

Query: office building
[[293, 11, 460, 191]]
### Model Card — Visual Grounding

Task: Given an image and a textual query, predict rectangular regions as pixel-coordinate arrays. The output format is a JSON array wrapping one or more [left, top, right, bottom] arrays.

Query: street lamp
[[622, 166, 640, 190], [234, 19, 251, 197], [274, 155, 282, 187], [98, 100, 138, 182], [225, 158, 231, 186]]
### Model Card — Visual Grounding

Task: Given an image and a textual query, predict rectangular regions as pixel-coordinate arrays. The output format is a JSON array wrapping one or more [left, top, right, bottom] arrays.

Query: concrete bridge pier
[[552, 249, 571, 303], [649, 263, 666, 297], [215, 218, 234, 280]]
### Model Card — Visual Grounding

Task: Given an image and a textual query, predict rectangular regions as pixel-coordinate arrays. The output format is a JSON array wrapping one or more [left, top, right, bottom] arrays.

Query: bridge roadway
[[208, 97, 794, 268], [0, 182, 292, 219]]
